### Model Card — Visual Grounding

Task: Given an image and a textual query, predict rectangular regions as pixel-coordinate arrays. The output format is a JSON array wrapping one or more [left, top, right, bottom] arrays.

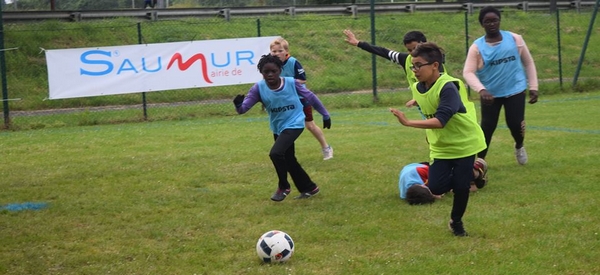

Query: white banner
[[45, 36, 279, 99]]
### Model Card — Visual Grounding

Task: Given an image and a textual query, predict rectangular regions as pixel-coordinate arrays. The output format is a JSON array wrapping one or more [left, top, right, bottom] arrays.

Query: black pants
[[428, 155, 475, 223], [270, 129, 317, 193], [478, 91, 526, 159]]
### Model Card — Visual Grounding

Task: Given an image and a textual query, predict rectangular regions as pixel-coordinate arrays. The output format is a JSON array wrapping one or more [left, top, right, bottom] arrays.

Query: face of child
[[481, 12, 501, 35], [260, 62, 281, 87], [410, 56, 438, 83], [404, 41, 420, 54], [270, 44, 288, 62]]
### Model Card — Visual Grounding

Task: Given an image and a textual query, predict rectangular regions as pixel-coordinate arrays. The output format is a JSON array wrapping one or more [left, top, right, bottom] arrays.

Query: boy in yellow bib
[[390, 42, 486, 237]]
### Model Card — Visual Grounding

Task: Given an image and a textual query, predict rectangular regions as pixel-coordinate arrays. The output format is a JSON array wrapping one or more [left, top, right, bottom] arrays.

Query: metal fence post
[[370, 0, 377, 102], [572, 0, 599, 87], [137, 22, 148, 120], [520, 1, 529, 12], [555, 9, 563, 88], [463, 2, 473, 15], [0, 3, 10, 128], [220, 8, 231, 22], [347, 5, 358, 18], [256, 18, 261, 37], [286, 6, 296, 16], [465, 11, 471, 97], [572, 0, 582, 13]]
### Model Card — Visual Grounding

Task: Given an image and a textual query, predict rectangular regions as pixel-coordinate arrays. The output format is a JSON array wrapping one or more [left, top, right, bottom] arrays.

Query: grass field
[[1, 90, 599, 274], [2, 9, 600, 114]]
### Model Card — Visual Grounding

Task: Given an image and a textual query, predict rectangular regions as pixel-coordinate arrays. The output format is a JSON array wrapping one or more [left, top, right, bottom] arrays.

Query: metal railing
[[1, 1, 597, 22]]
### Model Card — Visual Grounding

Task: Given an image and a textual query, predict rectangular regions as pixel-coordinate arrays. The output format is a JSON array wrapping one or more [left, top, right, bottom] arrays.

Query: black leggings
[[428, 155, 476, 224], [478, 91, 526, 159], [270, 129, 317, 193]]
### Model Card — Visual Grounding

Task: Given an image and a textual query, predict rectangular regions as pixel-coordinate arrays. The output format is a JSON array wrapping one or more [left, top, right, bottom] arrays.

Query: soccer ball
[[256, 230, 294, 263]]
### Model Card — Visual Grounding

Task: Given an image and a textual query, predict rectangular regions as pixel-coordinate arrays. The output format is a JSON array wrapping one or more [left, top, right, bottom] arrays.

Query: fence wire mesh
[[1, 8, 598, 130]]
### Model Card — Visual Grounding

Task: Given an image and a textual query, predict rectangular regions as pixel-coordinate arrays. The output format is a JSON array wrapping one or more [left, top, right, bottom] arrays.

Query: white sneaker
[[322, 145, 333, 160], [515, 147, 528, 165]]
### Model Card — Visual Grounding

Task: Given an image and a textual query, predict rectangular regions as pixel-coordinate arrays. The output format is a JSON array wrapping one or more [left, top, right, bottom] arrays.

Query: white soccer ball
[[256, 230, 295, 263]]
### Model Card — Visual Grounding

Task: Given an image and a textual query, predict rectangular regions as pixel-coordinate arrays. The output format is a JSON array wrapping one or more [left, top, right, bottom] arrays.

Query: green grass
[[2, 9, 600, 114], [1, 91, 599, 274]]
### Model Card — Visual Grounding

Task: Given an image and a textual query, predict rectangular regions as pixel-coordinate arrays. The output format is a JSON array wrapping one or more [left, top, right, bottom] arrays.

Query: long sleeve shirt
[[463, 31, 538, 93], [236, 78, 330, 120]]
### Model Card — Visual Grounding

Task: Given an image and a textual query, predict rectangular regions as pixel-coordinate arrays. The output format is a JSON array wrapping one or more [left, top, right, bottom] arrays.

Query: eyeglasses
[[482, 19, 500, 26], [410, 62, 433, 71]]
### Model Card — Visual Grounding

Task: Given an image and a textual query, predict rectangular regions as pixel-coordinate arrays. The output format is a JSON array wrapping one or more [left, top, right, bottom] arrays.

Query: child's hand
[[390, 108, 408, 126], [343, 29, 359, 46], [233, 94, 245, 107], [480, 89, 494, 105], [323, 118, 331, 129], [529, 90, 539, 104]]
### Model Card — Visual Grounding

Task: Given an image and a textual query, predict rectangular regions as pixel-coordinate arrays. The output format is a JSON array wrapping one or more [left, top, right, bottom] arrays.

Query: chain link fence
[[1, 7, 598, 130]]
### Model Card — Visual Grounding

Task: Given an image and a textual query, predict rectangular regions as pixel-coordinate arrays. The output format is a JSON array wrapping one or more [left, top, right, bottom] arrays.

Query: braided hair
[[257, 54, 283, 72]]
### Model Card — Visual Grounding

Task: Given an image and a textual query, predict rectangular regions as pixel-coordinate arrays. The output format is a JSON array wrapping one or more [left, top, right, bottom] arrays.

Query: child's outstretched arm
[[233, 83, 261, 114], [343, 29, 407, 66], [295, 82, 331, 129], [390, 108, 442, 129]]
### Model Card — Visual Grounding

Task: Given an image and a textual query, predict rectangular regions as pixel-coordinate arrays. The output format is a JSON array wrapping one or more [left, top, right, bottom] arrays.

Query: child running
[[270, 37, 333, 160], [233, 54, 331, 202], [463, 6, 539, 165], [390, 42, 486, 237]]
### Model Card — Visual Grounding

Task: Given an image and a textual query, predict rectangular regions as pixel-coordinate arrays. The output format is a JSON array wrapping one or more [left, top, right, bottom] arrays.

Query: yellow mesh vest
[[411, 74, 486, 159], [404, 55, 418, 87]]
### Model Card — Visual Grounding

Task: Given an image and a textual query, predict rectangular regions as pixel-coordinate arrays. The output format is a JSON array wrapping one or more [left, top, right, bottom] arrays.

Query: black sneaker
[[270, 188, 290, 202], [448, 220, 469, 237], [474, 175, 487, 189], [294, 186, 320, 199], [473, 158, 488, 189]]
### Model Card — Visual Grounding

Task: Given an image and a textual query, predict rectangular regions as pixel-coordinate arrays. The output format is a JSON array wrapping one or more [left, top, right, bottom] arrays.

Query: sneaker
[[270, 188, 290, 202], [294, 186, 320, 199], [515, 146, 528, 165], [322, 146, 333, 160], [448, 220, 469, 237], [473, 158, 488, 189]]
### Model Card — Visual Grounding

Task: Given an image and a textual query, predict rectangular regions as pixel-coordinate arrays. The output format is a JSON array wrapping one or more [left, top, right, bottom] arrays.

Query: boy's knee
[[269, 150, 285, 160]]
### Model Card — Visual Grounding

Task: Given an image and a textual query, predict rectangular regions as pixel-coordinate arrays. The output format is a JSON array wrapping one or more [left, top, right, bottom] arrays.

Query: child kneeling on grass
[[399, 159, 488, 205]]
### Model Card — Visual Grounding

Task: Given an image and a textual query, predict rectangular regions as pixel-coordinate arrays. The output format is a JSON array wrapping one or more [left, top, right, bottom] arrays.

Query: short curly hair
[[406, 185, 436, 205], [257, 54, 283, 72], [479, 6, 501, 25]]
